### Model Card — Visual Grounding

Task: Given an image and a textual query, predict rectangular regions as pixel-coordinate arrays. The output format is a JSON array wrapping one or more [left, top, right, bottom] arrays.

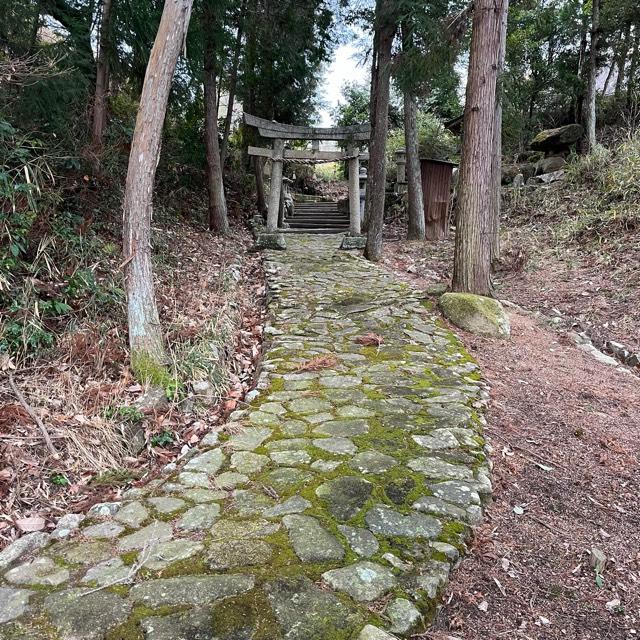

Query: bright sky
[[316, 42, 369, 127]]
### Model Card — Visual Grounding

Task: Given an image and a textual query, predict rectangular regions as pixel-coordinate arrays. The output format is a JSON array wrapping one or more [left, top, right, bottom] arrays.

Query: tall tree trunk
[[220, 0, 247, 167], [614, 23, 632, 98], [583, 0, 600, 153], [401, 20, 424, 242], [92, 0, 113, 162], [203, 0, 229, 234], [489, 0, 509, 264], [362, 27, 379, 233], [254, 156, 267, 217], [452, 0, 506, 295], [575, 11, 588, 123], [627, 29, 640, 109], [404, 92, 425, 240], [122, 0, 193, 381], [364, 0, 396, 262]]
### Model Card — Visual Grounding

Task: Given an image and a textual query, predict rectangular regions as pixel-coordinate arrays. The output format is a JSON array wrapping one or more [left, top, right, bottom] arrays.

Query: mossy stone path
[[0, 235, 491, 639]]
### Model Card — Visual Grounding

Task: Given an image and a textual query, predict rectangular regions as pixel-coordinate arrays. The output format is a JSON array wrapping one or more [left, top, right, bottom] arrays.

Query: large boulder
[[536, 156, 566, 175], [439, 293, 510, 339], [530, 124, 583, 152]]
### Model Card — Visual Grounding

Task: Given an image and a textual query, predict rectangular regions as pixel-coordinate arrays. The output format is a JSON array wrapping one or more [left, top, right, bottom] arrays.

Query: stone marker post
[[347, 145, 361, 235], [267, 139, 285, 232]]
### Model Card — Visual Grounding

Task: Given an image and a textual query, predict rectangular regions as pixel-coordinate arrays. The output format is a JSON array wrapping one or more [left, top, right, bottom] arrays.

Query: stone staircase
[[284, 201, 349, 233]]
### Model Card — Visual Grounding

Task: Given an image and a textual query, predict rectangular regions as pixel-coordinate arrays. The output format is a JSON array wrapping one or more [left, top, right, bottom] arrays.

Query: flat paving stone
[[269, 450, 311, 465], [184, 448, 225, 475], [231, 451, 269, 474], [283, 514, 344, 562], [130, 575, 255, 607], [114, 501, 148, 528], [176, 503, 220, 531], [147, 496, 186, 514], [143, 539, 204, 571], [0, 532, 50, 571], [0, 587, 33, 623], [208, 539, 272, 569], [349, 450, 398, 474], [265, 576, 361, 640], [140, 608, 215, 640], [228, 427, 272, 450], [263, 495, 311, 517], [312, 437, 357, 456], [316, 476, 373, 521], [43, 588, 132, 640], [365, 505, 442, 539], [322, 561, 397, 602], [117, 521, 173, 551], [210, 518, 280, 541], [82, 521, 124, 539], [338, 525, 379, 557], [314, 419, 369, 437], [5, 557, 69, 586], [81, 558, 130, 586]]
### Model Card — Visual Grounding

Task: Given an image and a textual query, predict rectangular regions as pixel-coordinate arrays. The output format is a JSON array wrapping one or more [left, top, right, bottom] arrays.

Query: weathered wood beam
[[248, 146, 369, 162], [244, 113, 370, 141]]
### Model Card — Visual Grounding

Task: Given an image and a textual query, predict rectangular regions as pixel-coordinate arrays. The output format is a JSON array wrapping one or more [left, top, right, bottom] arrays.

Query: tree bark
[[614, 23, 632, 97], [220, 0, 247, 167], [452, 0, 507, 296], [583, 0, 599, 153], [404, 92, 425, 240], [489, 0, 509, 263], [253, 156, 268, 217], [364, 0, 396, 262], [203, 0, 229, 234], [627, 28, 640, 109], [92, 0, 113, 161], [122, 0, 193, 381]]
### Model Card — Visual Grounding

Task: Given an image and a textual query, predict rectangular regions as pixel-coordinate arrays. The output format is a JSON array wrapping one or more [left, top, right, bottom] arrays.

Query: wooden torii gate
[[244, 113, 370, 236]]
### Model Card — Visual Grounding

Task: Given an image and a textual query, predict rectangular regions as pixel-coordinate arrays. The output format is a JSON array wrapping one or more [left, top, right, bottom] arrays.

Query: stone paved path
[[0, 235, 491, 640]]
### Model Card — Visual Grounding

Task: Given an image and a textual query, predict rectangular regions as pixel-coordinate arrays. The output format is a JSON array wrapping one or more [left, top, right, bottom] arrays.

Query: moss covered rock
[[439, 293, 510, 339], [530, 123, 583, 151]]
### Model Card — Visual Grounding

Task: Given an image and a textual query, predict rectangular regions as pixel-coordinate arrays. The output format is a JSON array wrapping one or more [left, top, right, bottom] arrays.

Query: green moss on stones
[[130, 351, 174, 389]]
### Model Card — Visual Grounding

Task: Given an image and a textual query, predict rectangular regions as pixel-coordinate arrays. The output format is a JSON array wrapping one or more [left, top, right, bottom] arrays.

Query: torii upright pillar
[[266, 138, 285, 233], [347, 145, 361, 236]]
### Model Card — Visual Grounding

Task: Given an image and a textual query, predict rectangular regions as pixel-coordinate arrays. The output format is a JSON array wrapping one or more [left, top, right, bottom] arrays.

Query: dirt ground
[[382, 231, 640, 640], [0, 221, 264, 545]]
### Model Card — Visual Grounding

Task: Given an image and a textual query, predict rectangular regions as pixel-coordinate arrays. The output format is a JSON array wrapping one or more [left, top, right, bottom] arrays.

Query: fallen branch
[[8, 374, 60, 460]]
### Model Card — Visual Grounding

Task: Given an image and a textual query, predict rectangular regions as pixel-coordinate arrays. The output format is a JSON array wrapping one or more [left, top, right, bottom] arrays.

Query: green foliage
[[150, 431, 174, 447], [386, 111, 458, 162], [333, 82, 403, 129], [50, 473, 70, 486], [103, 405, 145, 424], [559, 133, 640, 239]]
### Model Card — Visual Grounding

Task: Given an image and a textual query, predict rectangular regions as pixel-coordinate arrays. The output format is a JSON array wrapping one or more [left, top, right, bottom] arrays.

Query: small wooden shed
[[420, 158, 457, 241]]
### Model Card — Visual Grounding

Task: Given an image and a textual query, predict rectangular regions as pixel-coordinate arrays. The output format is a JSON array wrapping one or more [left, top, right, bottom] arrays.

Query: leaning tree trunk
[[452, 0, 507, 295], [364, 0, 396, 262], [404, 92, 425, 240], [122, 0, 193, 382], [203, 0, 229, 234], [92, 0, 113, 162], [220, 0, 247, 167], [489, 0, 509, 264], [583, 0, 600, 153]]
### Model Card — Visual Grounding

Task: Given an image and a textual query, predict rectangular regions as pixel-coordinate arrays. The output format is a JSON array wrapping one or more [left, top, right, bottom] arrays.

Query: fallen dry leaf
[[354, 333, 384, 346], [297, 355, 338, 372], [15, 516, 46, 532]]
